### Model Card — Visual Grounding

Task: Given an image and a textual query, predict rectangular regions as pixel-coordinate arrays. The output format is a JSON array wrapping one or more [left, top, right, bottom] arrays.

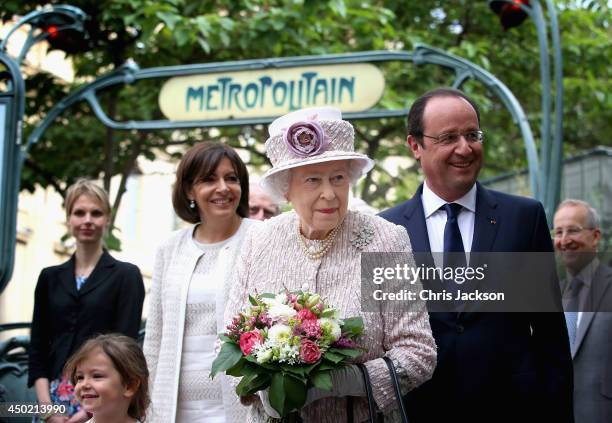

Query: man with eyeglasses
[[553, 199, 612, 423], [380, 87, 573, 422], [248, 183, 280, 221]]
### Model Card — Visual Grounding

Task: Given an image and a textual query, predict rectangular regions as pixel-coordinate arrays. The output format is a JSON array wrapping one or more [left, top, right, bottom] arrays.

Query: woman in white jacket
[[143, 142, 257, 423]]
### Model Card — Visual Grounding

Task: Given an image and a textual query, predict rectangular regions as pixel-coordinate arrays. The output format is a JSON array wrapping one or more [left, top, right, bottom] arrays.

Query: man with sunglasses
[[553, 199, 612, 423], [380, 87, 573, 422]]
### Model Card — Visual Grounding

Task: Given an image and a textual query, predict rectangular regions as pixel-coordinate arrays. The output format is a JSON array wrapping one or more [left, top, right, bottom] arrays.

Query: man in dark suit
[[553, 199, 612, 423], [380, 88, 573, 422]]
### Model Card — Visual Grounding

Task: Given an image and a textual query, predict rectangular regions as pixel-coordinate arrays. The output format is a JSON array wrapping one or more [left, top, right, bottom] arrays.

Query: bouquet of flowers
[[211, 290, 364, 417]]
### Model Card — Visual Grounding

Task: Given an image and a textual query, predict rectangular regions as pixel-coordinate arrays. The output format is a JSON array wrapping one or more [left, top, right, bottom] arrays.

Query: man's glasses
[[552, 226, 594, 239], [422, 130, 484, 146]]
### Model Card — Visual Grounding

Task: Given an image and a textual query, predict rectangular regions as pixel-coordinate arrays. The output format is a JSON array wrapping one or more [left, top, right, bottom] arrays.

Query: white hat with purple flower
[[261, 107, 375, 201]]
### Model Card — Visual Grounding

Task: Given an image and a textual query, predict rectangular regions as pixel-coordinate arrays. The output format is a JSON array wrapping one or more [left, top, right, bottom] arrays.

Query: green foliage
[[210, 341, 242, 378], [340, 316, 364, 336], [1, 0, 610, 221]]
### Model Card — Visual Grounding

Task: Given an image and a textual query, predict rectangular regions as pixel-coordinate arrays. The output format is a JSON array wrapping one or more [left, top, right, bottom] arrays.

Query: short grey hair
[[262, 159, 365, 204], [556, 199, 601, 228]]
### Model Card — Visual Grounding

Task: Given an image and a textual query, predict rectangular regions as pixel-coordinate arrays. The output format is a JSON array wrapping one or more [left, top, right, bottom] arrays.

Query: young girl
[[64, 334, 150, 423]]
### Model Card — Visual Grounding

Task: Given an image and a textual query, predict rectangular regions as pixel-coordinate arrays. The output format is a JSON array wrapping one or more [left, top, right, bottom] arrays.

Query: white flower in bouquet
[[255, 347, 274, 364], [268, 324, 292, 342], [261, 293, 287, 307], [278, 344, 300, 364], [319, 318, 342, 341], [268, 303, 297, 321]]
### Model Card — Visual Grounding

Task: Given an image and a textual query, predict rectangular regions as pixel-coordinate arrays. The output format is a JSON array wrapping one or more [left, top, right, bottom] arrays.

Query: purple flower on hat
[[284, 120, 329, 158]]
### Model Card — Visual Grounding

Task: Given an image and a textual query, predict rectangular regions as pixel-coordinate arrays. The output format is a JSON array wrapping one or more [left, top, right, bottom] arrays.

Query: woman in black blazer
[[28, 180, 145, 423]]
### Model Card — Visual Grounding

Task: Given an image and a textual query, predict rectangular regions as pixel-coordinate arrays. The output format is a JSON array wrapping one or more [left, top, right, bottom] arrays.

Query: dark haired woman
[[143, 142, 258, 423]]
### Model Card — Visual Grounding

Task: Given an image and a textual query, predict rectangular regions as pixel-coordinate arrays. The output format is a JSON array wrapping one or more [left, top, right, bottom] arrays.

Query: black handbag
[[349, 357, 409, 423]]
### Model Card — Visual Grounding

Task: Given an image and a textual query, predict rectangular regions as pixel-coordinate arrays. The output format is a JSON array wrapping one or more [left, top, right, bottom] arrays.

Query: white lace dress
[[175, 237, 231, 423]]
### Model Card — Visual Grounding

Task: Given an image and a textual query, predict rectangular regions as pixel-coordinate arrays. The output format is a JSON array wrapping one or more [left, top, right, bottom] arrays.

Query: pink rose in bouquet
[[297, 308, 316, 321], [239, 329, 264, 355], [299, 339, 321, 364]]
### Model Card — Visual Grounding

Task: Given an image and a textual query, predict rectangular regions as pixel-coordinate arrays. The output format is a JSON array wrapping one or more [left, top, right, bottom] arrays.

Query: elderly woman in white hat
[[224, 107, 436, 422]]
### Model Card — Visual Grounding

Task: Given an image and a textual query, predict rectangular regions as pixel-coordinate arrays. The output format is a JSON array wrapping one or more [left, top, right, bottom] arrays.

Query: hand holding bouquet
[[212, 290, 364, 417]]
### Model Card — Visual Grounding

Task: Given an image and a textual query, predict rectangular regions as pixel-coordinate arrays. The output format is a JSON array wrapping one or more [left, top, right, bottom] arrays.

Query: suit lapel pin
[[489, 218, 496, 225]]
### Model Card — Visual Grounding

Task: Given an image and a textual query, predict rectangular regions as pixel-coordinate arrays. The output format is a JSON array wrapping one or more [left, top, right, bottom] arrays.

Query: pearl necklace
[[297, 223, 340, 260]]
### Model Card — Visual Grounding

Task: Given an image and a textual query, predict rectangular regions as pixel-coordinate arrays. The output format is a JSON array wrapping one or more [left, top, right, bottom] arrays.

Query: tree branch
[[24, 158, 66, 198]]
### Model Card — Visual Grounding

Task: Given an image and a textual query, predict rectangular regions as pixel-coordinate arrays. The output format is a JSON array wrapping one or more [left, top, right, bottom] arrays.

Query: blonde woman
[[28, 180, 145, 423]]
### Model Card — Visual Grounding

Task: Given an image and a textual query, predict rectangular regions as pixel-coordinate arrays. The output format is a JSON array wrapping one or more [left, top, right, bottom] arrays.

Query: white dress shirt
[[421, 182, 477, 266]]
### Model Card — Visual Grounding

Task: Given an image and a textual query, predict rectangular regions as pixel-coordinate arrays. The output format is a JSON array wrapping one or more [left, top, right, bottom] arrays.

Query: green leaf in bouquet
[[310, 371, 333, 391], [341, 317, 364, 335], [210, 342, 242, 378], [259, 293, 276, 299], [284, 374, 308, 413], [235, 372, 272, 397], [328, 347, 362, 358], [301, 362, 319, 375], [218, 333, 231, 342], [245, 354, 278, 370], [226, 359, 256, 377], [280, 364, 313, 381], [321, 308, 337, 318], [323, 351, 345, 364], [269, 372, 286, 416], [249, 294, 259, 306], [270, 372, 308, 416], [315, 362, 337, 372]]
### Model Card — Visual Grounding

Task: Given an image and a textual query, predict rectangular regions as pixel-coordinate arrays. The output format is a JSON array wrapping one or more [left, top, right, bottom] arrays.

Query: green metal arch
[[0, 54, 25, 294], [25, 45, 540, 196], [4, 45, 541, 295]]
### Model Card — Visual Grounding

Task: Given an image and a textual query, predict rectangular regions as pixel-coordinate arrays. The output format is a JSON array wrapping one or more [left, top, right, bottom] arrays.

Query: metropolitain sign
[[158, 63, 385, 120]]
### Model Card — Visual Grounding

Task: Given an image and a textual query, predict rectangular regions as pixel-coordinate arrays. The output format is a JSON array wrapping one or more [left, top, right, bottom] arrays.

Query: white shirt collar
[[422, 181, 477, 218]]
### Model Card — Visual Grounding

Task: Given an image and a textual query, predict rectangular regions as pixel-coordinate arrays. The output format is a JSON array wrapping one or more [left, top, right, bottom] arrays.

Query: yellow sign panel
[[158, 63, 385, 121]]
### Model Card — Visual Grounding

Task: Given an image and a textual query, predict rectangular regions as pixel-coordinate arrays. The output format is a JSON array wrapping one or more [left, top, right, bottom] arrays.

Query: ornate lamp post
[[0, 5, 86, 294], [489, 0, 564, 222]]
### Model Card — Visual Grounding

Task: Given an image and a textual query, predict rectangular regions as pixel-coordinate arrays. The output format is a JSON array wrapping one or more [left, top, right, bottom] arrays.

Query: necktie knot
[[568, 278, 584, 295], [441, 203, 465, 254], [442, 203, 463, 220]]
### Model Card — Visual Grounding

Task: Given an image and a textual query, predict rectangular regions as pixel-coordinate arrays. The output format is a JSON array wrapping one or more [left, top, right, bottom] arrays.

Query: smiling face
[[67, 194, 110, 245], [286, 160, 350, 239], [553, 204, 601, 274], [408, 95, 483, 202], [188, 157, 242, 224], [74, 349, 134, 419]]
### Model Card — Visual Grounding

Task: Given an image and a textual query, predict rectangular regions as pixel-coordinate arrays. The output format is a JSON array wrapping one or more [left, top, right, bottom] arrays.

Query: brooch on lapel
[[351, 223, 375, 250]]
